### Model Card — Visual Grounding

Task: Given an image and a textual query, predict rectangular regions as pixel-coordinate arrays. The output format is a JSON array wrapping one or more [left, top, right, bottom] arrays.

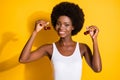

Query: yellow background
[[0, 0, 120, 80]]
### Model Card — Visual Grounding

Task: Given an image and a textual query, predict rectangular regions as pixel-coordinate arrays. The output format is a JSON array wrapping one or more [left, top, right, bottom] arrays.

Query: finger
[[84, 26, 92, 35], [93, 31, 98, 38], [86, 26, 89, 31], [44, 22, 49, 27], [89, 25, 98, 32], [92, 27, 99, 38]]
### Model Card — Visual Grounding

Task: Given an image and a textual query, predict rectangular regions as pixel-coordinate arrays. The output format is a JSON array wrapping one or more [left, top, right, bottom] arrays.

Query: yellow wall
[[0, 0, 120, 80]]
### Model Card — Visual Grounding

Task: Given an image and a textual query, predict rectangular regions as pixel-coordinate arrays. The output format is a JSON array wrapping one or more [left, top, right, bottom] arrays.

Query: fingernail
[[46, 22, 49, 25]]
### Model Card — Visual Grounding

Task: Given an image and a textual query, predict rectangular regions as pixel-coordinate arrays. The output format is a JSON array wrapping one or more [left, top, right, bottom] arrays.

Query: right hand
[[34, 20, 49, 32]]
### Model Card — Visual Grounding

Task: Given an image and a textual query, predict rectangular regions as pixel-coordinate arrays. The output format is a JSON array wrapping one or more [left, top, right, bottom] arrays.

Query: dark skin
[[19, 16, 102, 72]]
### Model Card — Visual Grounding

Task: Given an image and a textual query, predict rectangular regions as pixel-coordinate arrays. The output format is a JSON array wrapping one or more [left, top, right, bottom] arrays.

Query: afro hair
[[51, 2, 85, 35]]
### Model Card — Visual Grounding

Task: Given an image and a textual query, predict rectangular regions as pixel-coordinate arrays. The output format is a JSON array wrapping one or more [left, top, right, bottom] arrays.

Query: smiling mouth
[[59, 31, 65, 34]]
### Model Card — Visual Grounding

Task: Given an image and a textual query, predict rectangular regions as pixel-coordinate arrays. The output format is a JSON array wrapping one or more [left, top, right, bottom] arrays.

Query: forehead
[[57, 16, 72, 23]]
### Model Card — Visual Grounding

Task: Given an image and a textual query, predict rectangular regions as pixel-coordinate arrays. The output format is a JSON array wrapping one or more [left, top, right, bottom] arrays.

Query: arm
[[84, 26, 102, 72], [92, 37, 102, 72], [19, 20, 49, 63]]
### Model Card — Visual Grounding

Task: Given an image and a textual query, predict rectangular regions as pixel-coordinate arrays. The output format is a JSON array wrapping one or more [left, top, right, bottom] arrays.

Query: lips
[[59, 31, 65, 34], [58, 31, 66, 35]]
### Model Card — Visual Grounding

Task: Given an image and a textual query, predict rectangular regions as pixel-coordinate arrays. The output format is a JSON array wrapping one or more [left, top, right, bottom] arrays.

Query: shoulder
[[78, 42, 90, 57], [40, 43, 53, 49], [38, 43, 53, 57], [78, 42, 88, 50], [41, 43, 53, 52]]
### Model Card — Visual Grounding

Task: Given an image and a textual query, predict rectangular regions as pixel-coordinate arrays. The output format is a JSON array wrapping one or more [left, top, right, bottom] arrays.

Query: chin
[[59, 35, 66, 38]]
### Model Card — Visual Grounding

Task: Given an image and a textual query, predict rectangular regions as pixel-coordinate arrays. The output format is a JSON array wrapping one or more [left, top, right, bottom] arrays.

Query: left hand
[[86, 25, 99, 39]]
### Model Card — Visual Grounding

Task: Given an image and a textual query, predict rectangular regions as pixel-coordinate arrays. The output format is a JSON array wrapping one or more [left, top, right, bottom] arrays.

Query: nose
[[59, 24, 65, 30]]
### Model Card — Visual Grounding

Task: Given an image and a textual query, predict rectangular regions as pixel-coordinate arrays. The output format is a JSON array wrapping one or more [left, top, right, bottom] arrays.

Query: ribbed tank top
[[51, 42, 82, 80]]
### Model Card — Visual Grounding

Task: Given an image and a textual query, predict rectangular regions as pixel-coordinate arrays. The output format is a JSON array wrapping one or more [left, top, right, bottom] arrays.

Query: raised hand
[[84, 25, 99, 39], [34, 20, 49, 32]]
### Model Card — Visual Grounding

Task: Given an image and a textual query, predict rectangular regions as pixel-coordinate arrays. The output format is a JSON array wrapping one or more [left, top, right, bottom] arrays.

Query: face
[[55, 16, 74, 38]]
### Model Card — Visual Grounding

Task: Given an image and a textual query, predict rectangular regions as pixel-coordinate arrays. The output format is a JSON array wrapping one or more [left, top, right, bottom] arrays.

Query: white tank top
[[51, 42, 82, 80]]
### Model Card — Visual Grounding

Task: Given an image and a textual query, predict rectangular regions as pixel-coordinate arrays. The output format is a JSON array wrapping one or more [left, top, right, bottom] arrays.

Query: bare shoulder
[[78, 42, 89, 57], [37, 43, 53, 58]]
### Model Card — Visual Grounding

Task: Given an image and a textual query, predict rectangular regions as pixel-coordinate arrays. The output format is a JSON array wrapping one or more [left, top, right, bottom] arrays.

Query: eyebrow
[[57, 21, 71, 24]]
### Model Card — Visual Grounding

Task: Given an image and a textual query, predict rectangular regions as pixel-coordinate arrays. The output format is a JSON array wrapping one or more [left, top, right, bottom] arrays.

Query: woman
[[19, 2, 102, 80]]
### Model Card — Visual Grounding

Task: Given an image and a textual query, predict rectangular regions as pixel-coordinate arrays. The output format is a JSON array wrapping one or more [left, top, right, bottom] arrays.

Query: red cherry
[[39, 24, 42, 26], [44, 27, 51, 30], [84, 31, 89, 35], [46, 27, 51, 30]]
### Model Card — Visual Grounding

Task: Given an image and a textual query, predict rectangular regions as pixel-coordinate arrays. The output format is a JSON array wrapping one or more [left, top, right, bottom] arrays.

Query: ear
[[72, 26, 74, 30]]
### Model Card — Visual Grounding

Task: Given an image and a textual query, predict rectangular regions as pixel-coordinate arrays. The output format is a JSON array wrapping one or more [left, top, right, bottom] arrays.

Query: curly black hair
[[51, 2, 85, 35]]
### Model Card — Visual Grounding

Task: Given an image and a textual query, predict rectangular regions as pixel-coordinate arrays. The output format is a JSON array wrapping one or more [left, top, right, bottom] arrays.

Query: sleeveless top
[[51, 42, 82, 80]]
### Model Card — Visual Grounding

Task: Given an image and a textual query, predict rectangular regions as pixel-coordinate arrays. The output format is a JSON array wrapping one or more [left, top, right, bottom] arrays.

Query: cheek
[[68, 26, 74, 31], [66, 28, 73, 34]]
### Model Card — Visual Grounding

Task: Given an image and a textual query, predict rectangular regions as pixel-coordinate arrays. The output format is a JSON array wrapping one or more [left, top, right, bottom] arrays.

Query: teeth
[[59, 31, 65, 34]]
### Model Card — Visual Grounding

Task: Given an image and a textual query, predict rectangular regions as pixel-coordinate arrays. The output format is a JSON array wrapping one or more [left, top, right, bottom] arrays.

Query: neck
[[58, 37, 74, 46]]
